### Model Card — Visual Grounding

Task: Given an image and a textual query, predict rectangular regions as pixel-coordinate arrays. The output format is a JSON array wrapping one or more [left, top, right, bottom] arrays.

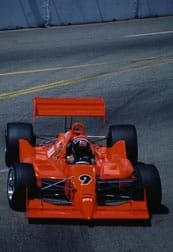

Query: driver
[[66, 137, 94, 164]]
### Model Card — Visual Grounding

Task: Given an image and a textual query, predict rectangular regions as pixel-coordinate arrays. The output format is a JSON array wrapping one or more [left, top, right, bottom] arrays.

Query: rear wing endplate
[[32, 97, 106, 123]]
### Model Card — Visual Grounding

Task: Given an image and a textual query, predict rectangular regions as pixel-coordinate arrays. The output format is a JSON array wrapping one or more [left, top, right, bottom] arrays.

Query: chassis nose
[[80, 196, 95, 219]]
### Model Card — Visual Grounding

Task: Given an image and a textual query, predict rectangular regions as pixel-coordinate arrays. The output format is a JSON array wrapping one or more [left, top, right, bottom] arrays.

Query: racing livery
[[5, 98, 162, 220]]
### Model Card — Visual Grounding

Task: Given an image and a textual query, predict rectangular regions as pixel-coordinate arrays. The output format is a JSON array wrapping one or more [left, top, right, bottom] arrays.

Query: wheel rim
[[8, 169, 15, 200]]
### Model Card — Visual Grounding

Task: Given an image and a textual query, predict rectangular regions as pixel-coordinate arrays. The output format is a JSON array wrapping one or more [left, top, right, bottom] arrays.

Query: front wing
[[26, 194, 149, 220]]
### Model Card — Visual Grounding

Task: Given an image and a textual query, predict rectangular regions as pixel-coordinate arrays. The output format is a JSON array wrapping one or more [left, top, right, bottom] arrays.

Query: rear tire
[[135, 163, 162, 212], [5, 122, 35, 167], [107, 125, 138, 165], [7, 163, 36, 211]]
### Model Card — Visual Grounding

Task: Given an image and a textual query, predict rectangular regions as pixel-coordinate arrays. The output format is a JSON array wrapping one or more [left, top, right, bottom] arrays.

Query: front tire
[[135, 163, 162, 212], [7, 163, 36, 211]]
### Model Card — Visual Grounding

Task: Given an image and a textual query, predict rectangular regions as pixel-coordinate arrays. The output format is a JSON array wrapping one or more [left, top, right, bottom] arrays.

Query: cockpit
[[66, 136, 95, 164]]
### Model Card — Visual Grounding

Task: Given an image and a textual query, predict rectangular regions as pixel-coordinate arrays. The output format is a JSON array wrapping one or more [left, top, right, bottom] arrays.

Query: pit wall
[[0, 0, 173, 30]]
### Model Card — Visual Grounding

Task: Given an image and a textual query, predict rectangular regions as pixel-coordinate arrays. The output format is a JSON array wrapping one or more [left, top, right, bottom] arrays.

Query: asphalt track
[[0, 16, 173, 252]]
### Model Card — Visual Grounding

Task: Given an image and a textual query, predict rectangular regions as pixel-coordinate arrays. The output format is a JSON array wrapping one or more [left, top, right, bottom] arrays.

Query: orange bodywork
[[19, 98, 149, 220], [32, 97, 106, 123]]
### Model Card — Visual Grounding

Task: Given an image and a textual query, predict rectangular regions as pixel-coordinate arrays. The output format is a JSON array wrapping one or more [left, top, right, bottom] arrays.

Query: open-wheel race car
[[5, 98, 162, 221]]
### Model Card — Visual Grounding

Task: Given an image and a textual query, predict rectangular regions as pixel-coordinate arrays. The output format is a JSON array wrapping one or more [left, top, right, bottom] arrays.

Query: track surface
[[0, 17, 173, 252]]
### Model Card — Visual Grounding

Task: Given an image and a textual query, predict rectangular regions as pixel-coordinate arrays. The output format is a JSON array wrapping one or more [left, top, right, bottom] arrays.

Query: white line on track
[[0, 169, 8, 173], [126, 30, 173, 38]]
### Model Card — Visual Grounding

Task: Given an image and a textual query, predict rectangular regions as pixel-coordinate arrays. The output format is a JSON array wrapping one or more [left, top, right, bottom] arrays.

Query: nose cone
[[81, 196, 95, 220], [69, 164, 96, 219]]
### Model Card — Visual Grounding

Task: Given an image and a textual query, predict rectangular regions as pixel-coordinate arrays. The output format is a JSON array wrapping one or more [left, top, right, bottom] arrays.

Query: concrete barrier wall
[[50, 0, 137, 25], [95, 0, 137, 21], [0, 0, 45, 30], [0, 0, 173, 30], [50, 0, 101, 25], [137, 0, 173, 18]]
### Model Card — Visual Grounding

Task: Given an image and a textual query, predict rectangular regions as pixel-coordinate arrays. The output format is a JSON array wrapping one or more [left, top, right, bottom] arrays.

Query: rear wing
[[32, 97, 106, 123]]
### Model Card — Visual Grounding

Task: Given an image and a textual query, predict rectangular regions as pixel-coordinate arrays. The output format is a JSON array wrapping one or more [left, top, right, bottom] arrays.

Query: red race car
[[6, 98, 162, 220]]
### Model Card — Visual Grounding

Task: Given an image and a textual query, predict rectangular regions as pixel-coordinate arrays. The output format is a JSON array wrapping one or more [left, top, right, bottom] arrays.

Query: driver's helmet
[[72, 137, 92, 162]]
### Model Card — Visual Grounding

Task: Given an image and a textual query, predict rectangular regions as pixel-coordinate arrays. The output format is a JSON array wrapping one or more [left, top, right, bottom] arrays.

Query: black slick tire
[[135, 163, 162, 212], [7, 163, 36, 211], [5, 122, 35, 167], [107, 124, 138, 165]]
